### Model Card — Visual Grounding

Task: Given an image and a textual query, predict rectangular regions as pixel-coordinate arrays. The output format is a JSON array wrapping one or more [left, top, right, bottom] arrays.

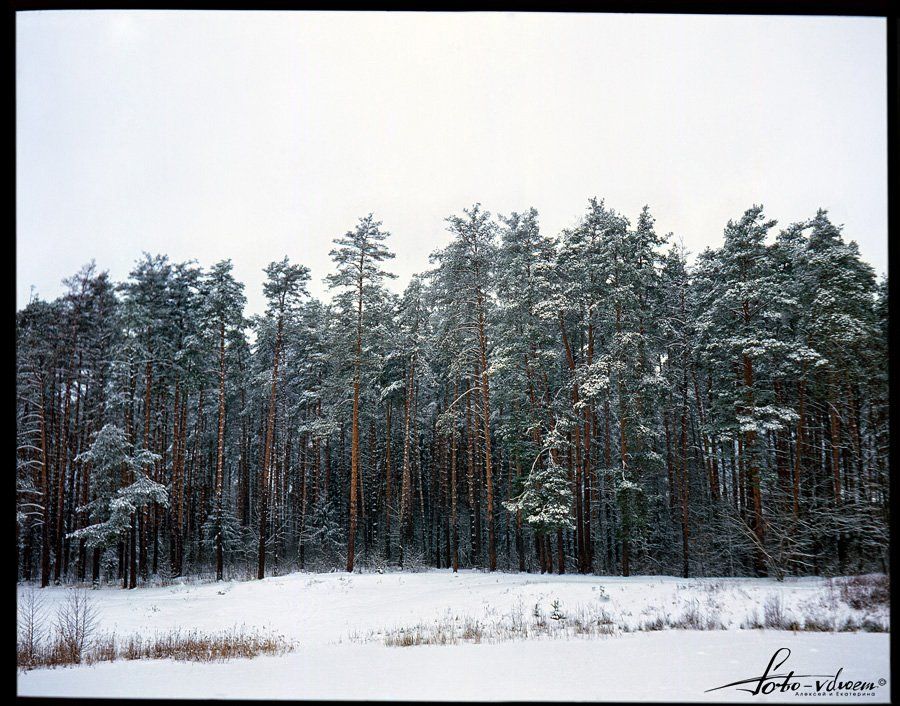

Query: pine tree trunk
[[64, 359, 84, 579], [583, 323, 594, 572], [239, 376, 250, 527], [440, 412, 450, 568], [829, 395, 842, 504], [450, 381, 459, 572], [741, 348, 766, 577], [557, 313, 586, 573], [679, 391, 690, 579], [215, 321, 226, 581], [139, 509, 148, 582], [129, 512, 137, 589], [664, 410, 676, 512], [557, 528, 565, 574], [692, 369, 719, 501], [477, 302, 496, 571], [384, 401, 393, 561], [347, 352, 361, 570], [619, 389, 630, 578], [465, 381, 477, 566], [258, 313, 284, 579], [399, 358, 415, 563], [54, 365, 74, 584], [37, 374, 51, 588], [347, 256, 366, 572], [514, 457, 525, 572]]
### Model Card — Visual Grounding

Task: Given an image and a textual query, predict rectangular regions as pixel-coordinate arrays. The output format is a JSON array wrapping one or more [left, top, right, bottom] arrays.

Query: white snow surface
[[18, 570, 891, 702]]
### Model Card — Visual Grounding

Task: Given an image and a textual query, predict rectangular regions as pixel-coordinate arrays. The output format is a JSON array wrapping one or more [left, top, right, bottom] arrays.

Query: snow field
[[18, 570, 891, 701]]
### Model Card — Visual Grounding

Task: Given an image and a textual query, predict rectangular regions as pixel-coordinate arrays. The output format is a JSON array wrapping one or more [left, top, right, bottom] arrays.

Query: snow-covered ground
[[17, 570, 891, 702]]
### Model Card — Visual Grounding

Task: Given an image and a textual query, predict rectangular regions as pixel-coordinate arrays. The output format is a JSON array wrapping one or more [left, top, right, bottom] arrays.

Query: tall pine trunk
[[398, 358, 415, 566], [258, 313, 284, 579], [476, 300, 496, 571], [215, 321, 226, 581], [384, 401, 393, 560]]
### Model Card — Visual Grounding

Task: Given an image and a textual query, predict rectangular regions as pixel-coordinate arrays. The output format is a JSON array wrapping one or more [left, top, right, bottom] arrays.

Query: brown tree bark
[[679, 391, 690, 579], [398, 359, 415, 565], [692, 369, 719, 501], [741, 348, 766, 577], [450, 381, 459, 572], [583, 322, 594, 572], [465, 380, 477, 565], [476, 298, 496, 571], [557, 528, 565, 574], [258, 313, 284, 580], [36, 373, 52, 588], [558, 312, 587, 573], [829, 396, 842, 504], [346, 246, 370, 572], [793, 376, 806, 518], [384, 401, 393, 560], [215, 321, 227, 581], [53, 365, 74, 584]]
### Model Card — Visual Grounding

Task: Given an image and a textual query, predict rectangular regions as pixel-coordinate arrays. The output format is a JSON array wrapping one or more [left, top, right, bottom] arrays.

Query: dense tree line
[[16, 201, 889, 587]]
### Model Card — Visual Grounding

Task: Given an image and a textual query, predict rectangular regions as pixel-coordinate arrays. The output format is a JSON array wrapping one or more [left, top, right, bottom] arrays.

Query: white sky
[[17, 11, 887, 317]]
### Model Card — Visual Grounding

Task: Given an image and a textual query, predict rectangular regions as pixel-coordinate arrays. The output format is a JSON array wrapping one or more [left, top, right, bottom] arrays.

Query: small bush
[[384, 629, 422, 647], [383, 621, 453, 647], [120, 628, 289, 661], [642, 614, 668, 631], [460, 617, 483, 642], [741, 611, 764, 630], [763, 592, 786, 629], [670, 599, 724, 630], [53, 589, 99, 664], [859, 618, 889, 633], [837, 617, 860, 632], [594, 607, 615, 626], [802, 614, 834, 632], [17, 587, 48, 669], [378, 601, 619, 647], [17, 625, 292, 671], [91, 633, 118, 662], [837, 575, 890, 610], [550, 599, 565, 621]]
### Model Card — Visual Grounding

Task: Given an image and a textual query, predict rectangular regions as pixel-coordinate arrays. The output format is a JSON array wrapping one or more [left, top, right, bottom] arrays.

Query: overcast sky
[[17, 11, 886, 316]]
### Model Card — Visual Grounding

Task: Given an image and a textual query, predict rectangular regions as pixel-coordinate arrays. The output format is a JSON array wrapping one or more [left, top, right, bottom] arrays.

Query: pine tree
[[16, 199, 888, 585], [202, 260, 247, 580], [433, 204, 499, 570], [68, 424, 164, 585], [327, 214, 395, 572], [257, 257, 310, 579]]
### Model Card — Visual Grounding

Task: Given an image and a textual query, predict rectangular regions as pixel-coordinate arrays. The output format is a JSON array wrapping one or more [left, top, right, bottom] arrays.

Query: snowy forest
[[15, 199, 889, 589]]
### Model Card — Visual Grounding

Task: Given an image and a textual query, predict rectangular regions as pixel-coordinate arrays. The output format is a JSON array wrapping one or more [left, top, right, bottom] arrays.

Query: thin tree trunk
[[258, 313, 284, 579], [37, 373, 51, 588], [465, 380, 477, 566], [54, 364, 75, 584], [557, 528, 565, 574], [399, 358, 415, 565], [741, 344, 766, 577], [215, 321, 226, 581], [829, 396, 842, 504], [384, 401, 393, 560], [679, 389, 690, 578], [477, 300, 496, 571], [450, 381, 459, 572]]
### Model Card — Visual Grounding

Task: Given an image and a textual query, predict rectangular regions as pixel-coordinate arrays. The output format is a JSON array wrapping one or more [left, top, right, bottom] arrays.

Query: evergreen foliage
[[15, 202, 889, 585]]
